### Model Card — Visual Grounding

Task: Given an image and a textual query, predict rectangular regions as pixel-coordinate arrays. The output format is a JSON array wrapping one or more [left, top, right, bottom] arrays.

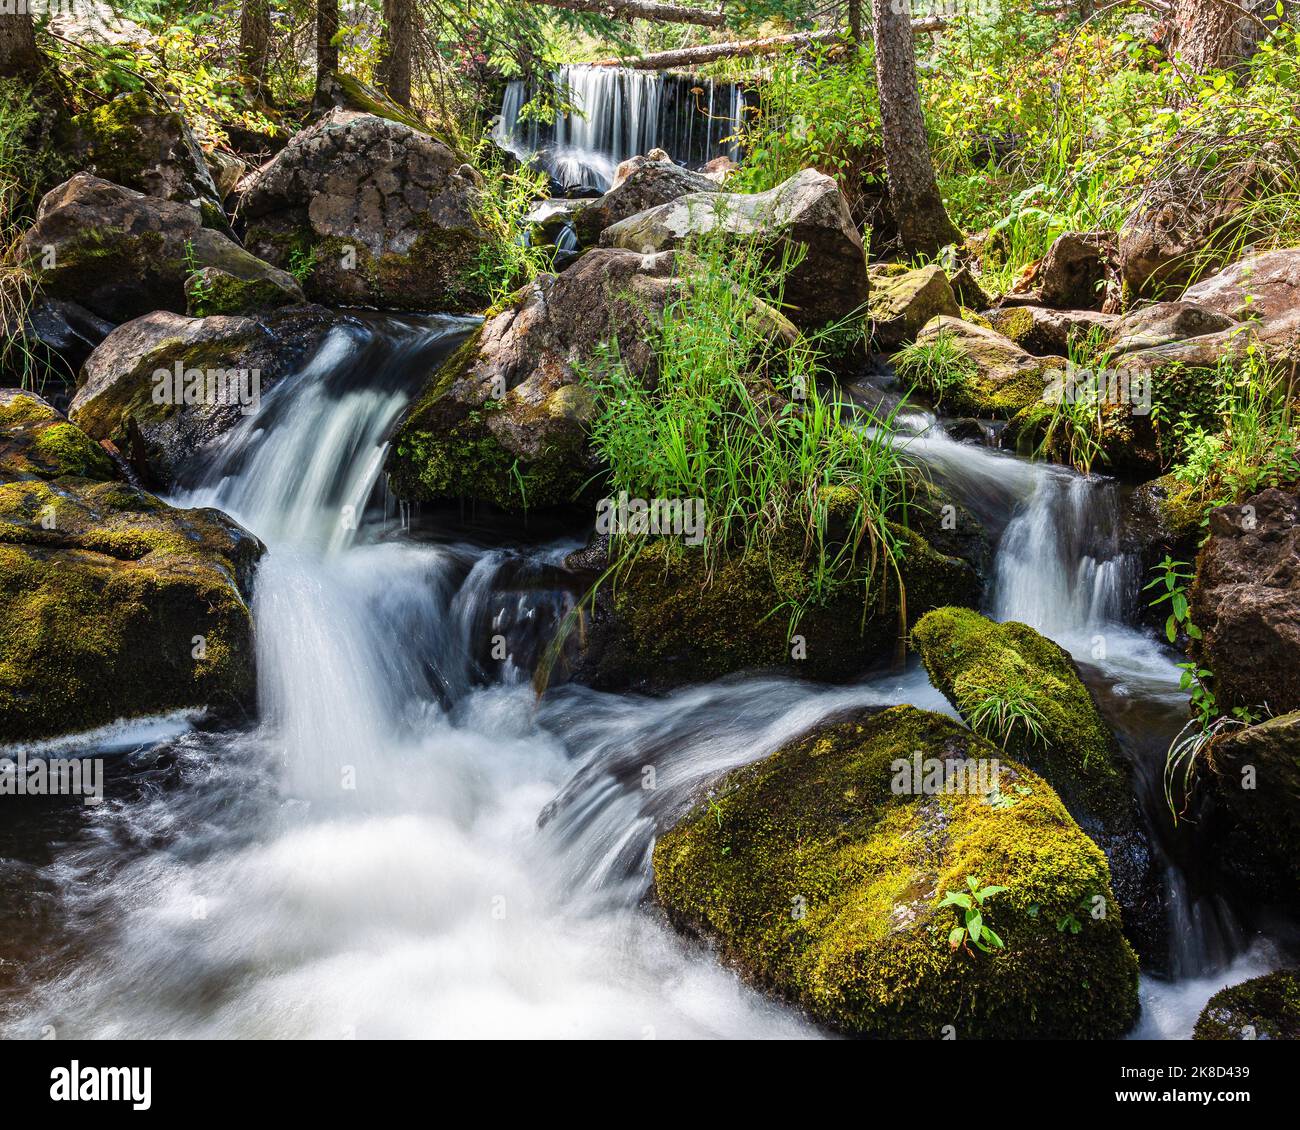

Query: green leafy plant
[[939, 876, 1007, 955]]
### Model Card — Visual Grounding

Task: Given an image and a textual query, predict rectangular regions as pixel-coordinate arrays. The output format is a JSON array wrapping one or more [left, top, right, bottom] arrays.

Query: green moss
[[1194, 970, 1300, 1040], [988, 306, 1036, 346], [0, 469, 260, 740], [28, 423, 115, 480], [653, 704, 1140, 1037], [596, 509, 979, 686], [912, 607, 1130, 823]]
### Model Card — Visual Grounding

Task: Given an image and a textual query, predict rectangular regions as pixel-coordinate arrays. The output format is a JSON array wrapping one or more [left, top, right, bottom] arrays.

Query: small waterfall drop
[[495, 65, 747, 191]]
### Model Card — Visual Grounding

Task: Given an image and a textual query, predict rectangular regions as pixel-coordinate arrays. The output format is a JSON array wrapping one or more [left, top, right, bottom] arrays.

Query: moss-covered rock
[[0, 391, 262, 742], [241, 109, 490, 312], [573, 484, 984, 689], [66, 90, 229, 231], [867, 263, 959, 348], [387, 247, 795, 513], [653, 704, 1141, 1037], [912, 607, 1163, 963], [1194, 970, 1300, 1040], [912, 316, 1061, 417], [21, 174, 303, 324], [70, 305, 348, 489], [987, 304, 1117, 356]]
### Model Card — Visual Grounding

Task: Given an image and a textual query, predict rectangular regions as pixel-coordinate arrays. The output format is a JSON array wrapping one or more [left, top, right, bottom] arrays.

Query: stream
[[0, 313, 1291, 1039]]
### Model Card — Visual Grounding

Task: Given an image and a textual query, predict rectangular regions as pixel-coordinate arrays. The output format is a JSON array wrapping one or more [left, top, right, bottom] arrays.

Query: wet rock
[[600, 169, 869, 328], [67, 91, 229, 231], [912, 607, 1166, 964], [1194, 970, 1300, 1040], [0, 391, 261, 742], [240, 109, 489, 312], [71, 305, 347, 488], [867, 263, 959, 348], [987, 305, 1117, 357], [386, 247, 797, 513], [1123, 472, 1206, 590], [1199, 711, 1300, 907], [654, 704, 1140, 1037], [910, 316, 1059, 417], [1191, 488, 1300, 716], [0, 298, 115, 411], [22, 174, 303, 324], [570, 151, 717, 247]]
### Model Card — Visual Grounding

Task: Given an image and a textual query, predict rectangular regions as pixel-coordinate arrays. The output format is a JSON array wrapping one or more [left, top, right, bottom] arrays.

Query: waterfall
[[494, 65, 748, 192], [2, 330, 1286, 1038]]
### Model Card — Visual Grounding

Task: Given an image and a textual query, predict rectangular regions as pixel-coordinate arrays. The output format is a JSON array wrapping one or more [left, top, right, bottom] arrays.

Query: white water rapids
[[0, 319, 1285, 1038]]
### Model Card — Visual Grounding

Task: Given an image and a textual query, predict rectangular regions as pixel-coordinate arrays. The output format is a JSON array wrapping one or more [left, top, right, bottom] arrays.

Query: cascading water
[[494, 65, 748, 191], [0, 327, 1288, 1039]]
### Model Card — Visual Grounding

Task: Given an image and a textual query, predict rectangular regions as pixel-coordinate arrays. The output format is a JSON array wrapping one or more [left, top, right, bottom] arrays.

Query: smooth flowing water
[[495, 65, 746, 191], [0, 320, 1287, 1038]]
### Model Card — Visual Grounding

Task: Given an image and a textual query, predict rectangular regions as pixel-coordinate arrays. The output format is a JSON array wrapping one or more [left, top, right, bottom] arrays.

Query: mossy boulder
[[21, 174, 303, 324], [913, 316, 1061, 417], [70, 305, 348, 489], [0, 391, 262, 742], [912, 607, 1163, 963], [1194, 970, 1300, 1040], [241, 109, 490, 312], [986, 304, 1116, 356], [867, 263, 959, 348], [653, 704, 1141, 1037], [66, 90, 229, 232], [387, 247, 797, 513], [572, 485, 985, 689]]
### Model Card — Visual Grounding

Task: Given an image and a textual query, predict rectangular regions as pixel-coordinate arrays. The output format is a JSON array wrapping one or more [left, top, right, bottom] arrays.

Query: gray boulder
[[240, 109, 489, 312], [571, 150, 717, 246], [71, 305, 348, 487], [22, 174, 303, 324], [600, 169, 869, 328]]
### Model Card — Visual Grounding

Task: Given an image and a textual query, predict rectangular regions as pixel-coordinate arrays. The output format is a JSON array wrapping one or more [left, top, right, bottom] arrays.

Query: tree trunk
[[314, 0, 340, 108], [1171, 0, 1265, 73], [377, 0, 414, 108], [849, 0, 863, 42], [239, 0, 271, 95], [528, 0, 726, 25], [0, 9, 41, 79], [870, 0, 960, 258], [590, 18, 945, 69]]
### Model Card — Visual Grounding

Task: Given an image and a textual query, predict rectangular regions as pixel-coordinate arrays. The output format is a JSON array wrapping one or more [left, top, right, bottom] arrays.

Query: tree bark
[[239, 0, 271, 95], [0, 8, 41, 79], [1170, 0, 1267, 73], [314, 0, 340, 107], [377, 0, 414, 108], [870, 0, 960, 257], [590, 18, 945, 68], [849, 0, 863, 42], [528, 0, 726, 25]]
